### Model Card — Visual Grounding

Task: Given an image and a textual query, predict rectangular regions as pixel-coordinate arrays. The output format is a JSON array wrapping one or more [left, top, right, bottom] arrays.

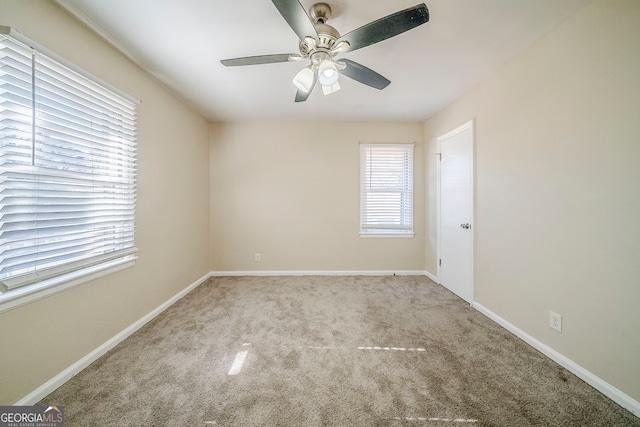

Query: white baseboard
[[210, 270, 428, 277], [424, 270, 438, 283], [473, 302, 640, 418], [15, 272, 212, 405]]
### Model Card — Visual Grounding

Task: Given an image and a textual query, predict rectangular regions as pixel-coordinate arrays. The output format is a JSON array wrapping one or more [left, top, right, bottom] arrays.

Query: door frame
[[436, 119, 475, 302]]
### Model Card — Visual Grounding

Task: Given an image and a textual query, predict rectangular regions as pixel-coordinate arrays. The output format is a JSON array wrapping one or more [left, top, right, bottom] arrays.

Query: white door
[[438, 120, 474, 303]]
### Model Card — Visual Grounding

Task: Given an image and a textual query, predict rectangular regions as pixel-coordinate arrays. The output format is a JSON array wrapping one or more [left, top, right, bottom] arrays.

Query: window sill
[[359, 232, 415, 239], [0, 256, 137, 314]]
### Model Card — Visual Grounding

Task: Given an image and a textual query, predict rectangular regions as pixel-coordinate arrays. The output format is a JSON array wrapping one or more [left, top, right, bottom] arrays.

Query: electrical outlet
[[550, 311, 562, 333], [254, 253, 261, 262]]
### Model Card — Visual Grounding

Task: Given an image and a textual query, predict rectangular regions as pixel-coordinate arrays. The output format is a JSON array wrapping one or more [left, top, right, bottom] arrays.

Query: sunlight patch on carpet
[[227, 343, 251, 376], [388, 417, 478, 423], [282, 345, 428, 352], [358, 346, 426, 352]]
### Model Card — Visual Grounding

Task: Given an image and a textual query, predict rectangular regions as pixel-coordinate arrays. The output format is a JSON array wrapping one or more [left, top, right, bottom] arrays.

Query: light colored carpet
[[39, 275, 639, 426]]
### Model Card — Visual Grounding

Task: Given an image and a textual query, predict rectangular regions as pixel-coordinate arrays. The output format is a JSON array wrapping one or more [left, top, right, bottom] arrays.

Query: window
[[0, 27, 138, 310], [360, 143, 414, 237]]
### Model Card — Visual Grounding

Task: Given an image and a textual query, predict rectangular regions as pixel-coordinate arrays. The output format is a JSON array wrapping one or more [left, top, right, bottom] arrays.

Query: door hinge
[[439, 259, 442, 266], [436, 153, 442, 161]]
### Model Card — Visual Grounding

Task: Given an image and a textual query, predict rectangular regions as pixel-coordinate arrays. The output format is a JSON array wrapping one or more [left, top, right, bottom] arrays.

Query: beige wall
[[210, 122, 425, 272], [0, 1, 211, 404], [425, 0, 640, 402]]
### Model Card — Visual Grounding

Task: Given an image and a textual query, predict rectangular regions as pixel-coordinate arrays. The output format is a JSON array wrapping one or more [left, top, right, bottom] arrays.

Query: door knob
[[460, 223, 470, 229]]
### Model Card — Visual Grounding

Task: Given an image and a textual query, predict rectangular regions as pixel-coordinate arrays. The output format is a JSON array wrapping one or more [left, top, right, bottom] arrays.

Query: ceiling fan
[[220, 1, 429, 102]]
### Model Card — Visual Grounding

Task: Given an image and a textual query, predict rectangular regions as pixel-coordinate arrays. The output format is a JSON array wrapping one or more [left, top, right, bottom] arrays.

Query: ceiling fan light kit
[[318, 58, 339, 86], [293, 66, 315, 92], [321, 80, 340, 96], [221, 0, 429, 102]]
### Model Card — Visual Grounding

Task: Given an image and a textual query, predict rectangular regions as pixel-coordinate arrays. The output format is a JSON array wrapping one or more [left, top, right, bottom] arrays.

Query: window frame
[[0, 26, 139, 313], [359, 143, 415, 238]]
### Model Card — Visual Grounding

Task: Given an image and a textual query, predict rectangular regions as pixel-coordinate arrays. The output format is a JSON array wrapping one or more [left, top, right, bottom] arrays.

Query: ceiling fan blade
[[338, 59, 390, 90], [295, 70, 318, 102], [271, 0, 319, 42], [221, 54, 300, 67], [295, 89, 311, 102], [335, 3, 429, 53]]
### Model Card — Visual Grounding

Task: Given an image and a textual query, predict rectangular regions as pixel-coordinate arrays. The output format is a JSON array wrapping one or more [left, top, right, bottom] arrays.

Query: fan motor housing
[[299, 3, 340, 56]]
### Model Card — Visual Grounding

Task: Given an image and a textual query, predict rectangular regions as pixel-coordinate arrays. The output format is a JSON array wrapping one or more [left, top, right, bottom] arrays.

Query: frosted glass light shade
[[321, 80, 341, 96], [318, 60, 339, 86], [293, 67, 314, 92]]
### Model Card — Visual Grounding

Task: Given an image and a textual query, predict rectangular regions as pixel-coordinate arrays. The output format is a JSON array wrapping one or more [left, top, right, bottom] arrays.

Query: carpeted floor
[[39, 275, 640, 426]]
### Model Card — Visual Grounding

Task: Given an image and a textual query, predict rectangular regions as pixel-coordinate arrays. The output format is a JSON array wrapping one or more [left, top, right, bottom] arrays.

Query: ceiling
[[54, 0, 592, 122]]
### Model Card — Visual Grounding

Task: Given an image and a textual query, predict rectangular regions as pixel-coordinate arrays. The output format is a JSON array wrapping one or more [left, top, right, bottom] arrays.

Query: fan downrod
[[310, 3, 332, 24]]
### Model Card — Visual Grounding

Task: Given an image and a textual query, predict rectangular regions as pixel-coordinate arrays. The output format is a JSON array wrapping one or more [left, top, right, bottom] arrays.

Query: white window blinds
[[360, 143, 414, 235], [0, 29, 138, 293]]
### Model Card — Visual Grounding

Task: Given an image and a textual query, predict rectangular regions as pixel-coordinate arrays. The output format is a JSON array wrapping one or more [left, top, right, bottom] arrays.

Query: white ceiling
[[54, 0, 592, 122]]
